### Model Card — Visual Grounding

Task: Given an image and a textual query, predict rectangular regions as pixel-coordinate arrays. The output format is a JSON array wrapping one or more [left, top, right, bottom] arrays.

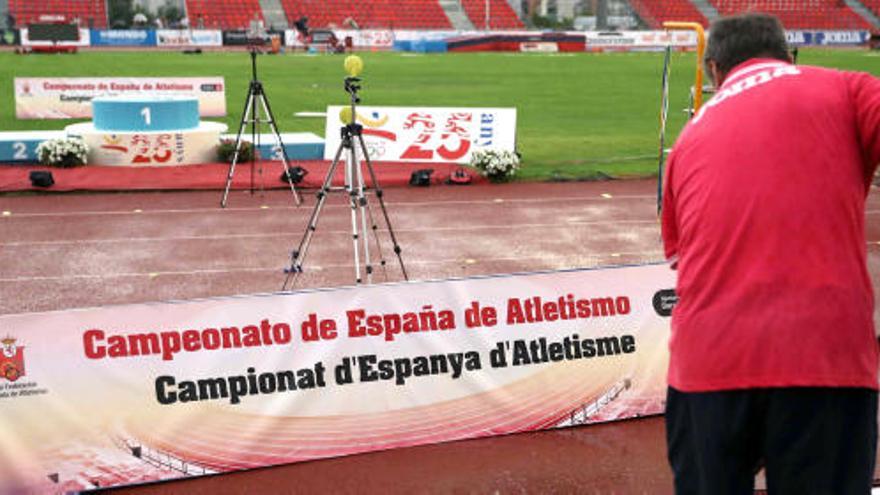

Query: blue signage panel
[[785, 30, 869, 46], [89, 29, 156, 47]]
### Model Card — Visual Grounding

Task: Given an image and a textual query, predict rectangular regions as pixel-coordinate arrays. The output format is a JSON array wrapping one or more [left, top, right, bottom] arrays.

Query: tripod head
[[344, 76, 361, 103], [247, 45, 261, 82]]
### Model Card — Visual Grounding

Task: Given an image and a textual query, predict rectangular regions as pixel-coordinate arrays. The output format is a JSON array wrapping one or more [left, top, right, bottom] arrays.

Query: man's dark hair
[[705, 13, 790, 77]]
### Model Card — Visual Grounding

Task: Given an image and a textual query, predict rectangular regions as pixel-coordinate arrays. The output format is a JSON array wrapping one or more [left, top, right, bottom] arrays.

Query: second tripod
[[221, 48, 302, 208], [282, 72, 407, 290]]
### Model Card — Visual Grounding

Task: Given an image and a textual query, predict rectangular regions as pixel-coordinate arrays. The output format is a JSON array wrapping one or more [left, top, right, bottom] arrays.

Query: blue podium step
[[92, 96, 200, 132], [0, 131, 67, 162]]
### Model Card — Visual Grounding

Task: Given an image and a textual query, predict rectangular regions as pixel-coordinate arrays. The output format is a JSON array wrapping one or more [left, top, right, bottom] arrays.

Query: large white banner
[[285, 29, 394, 48], [0, 263, 674, 493], [584, 30, 698, 50], [14, 77, 227, 119], [324, 106, 517, 163]]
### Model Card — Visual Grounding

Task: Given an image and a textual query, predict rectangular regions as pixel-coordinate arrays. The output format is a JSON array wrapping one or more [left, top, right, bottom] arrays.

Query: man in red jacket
[[661, 13, 880, 494]]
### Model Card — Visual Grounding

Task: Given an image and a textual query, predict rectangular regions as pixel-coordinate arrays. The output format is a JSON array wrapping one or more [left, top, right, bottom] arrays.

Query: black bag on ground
[[29, 171, 54, 188], [409, 169, 433, 187], [280, 166, 308, 184]]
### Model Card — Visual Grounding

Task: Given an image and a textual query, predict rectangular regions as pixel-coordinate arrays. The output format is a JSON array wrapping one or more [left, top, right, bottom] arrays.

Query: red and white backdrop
[[0, 263, 674, 493]]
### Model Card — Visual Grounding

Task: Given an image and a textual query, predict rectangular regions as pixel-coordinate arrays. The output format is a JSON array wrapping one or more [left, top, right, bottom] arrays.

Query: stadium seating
[[862, 0, 880, 19], [709, 0, 873, 30], [629, 0, 873, 30], [460, 0, 525, 29], [8, 0, 108, 28], [628, 0, 709, 28], [184, 0, 264, 30], [281, 0, 453, 29]]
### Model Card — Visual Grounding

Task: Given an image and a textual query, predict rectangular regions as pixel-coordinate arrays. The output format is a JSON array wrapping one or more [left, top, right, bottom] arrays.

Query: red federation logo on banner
[[1, 336, 26, 382]]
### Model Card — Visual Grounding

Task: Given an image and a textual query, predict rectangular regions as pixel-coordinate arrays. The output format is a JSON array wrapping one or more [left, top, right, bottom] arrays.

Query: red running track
[[1, 179, 878, 493]]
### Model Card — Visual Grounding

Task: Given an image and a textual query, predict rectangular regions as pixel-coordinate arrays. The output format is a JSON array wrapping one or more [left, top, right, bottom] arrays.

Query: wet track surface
[[2, 180, 878, 494]]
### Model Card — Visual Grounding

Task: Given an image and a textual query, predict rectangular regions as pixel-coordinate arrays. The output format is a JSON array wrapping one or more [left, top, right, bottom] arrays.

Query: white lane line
[[4, 200, 873, 221], [0, 220, 659, 247], [9, 241, 876, 282], [0, 251, 666, 283], [0, 195, 657, 219], [5, 211, 875, 247]]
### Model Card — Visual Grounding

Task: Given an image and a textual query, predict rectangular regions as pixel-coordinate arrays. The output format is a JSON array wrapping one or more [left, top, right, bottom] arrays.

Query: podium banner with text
[[0, 264, 674, 493]]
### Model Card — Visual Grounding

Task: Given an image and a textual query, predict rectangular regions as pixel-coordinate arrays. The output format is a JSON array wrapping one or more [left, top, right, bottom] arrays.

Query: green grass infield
[[1, 48, 878, 180]]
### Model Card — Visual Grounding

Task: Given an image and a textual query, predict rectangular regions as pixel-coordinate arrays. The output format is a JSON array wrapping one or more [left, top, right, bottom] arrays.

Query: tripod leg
[[364, 199, 390, 281], [656, 44, 672, 216], [345, 146, 363, 284], [251, 89, 259, 196], [282, 143, 346, 291], [356, 133, 408, 281], [351, 138, 373, 284], [258, 87, 302, 205], [221, 91, 256, 208]]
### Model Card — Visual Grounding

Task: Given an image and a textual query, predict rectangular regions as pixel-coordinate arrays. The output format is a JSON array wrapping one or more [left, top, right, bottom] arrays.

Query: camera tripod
[[282, 75, 408, 290], [221, 48, 302, 208]]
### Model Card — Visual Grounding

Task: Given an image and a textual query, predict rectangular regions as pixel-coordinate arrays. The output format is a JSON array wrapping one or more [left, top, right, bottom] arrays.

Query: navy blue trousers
[[666, 386, 878, 494]]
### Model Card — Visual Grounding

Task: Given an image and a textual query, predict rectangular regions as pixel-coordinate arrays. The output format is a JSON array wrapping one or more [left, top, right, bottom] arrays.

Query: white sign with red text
[[324, 106, 517, 163]]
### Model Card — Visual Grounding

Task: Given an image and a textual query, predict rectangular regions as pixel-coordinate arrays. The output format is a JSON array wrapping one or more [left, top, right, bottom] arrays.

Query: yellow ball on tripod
[[339, 107, 355, 124], [344, 55, 364, 77]]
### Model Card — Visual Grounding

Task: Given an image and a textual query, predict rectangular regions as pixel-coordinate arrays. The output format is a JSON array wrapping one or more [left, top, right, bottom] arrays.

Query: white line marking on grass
[[0, 220, 658, 247]]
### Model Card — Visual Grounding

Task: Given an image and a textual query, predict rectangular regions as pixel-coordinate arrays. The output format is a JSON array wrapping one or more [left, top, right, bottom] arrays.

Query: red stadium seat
[[628, 0, 709, 28], [863, 0, 880, 19], [629, 0, 873, 30], [9, 0, 108, 28], [709, 0, 873, 30], [280, 0, 453, 29], [460, 0, 524, 29], [185, 0, 265, 30]]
